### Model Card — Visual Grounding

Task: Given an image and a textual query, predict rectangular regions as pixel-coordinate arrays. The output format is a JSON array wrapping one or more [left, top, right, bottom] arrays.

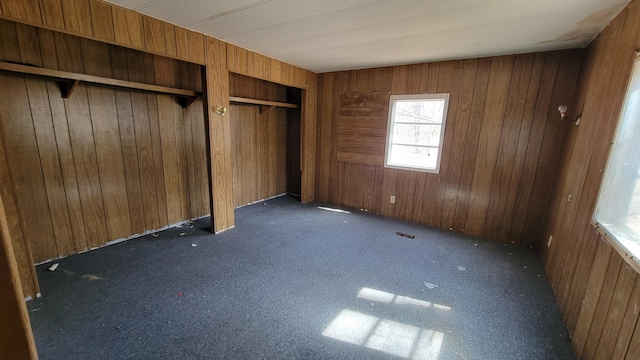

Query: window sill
[[591, 219, 640, 274]]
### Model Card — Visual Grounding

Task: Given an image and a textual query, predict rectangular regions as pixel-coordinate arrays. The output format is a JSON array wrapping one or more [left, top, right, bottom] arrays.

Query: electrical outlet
[[547, 235, 553, 248], [390, 195, 396, 204]]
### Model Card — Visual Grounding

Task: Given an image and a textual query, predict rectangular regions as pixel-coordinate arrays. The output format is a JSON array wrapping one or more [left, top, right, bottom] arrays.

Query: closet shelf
[[0, 61, 200, 108], [229, 96, 298, 109]]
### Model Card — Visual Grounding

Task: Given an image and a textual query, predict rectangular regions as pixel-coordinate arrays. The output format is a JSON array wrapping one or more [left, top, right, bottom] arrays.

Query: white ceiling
[[104, 0, 630, 73]]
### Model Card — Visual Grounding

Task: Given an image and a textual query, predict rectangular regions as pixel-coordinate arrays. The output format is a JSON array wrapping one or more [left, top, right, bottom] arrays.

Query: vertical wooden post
[[300, 72, 318, 203], [203, 38, 235, 233], [0, 190, 39, 359]]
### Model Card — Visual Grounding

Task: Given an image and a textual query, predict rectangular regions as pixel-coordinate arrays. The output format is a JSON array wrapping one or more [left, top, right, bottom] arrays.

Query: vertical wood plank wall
[[541, 1, 640, 358], [315, 50, 583, 246], [226, 43, 317, 204], [0, 0, 317, 298], [0, 19, 209, 292], [229, 73, 292, 207], [0, 165, 38, 360]]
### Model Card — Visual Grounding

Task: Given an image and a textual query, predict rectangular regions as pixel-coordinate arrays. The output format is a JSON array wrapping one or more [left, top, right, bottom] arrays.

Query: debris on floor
[[62, 269, 75, 276], [396, 231, 415, 239], [424, 281, 439, 289], [457, 266, 466, 271], [191, 244, 197, 247], [152, 233, 158, 238], [180, 232, 187, 236], [47, 263, 59, 272], [82, 274, 104, 281]]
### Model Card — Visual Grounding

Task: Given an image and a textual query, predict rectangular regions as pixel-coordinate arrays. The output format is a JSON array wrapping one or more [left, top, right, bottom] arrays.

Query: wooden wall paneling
[[41, 28, 89, 254], [554, 58, 625, 314], [464, 55, 514, 237], [507, 53, 560, 242], [550, 8, 640, 330], [432, 61, 463, 228], [205, 38, 234, 232], [336, 92, 389, 166], [17, 24, 75, 257], [143, 15, 166, 55], [125, 49, 160, 230], [395, 61, 417, 219], [328, 74, 344, 205], [580, 252, 623, 359], [276, 107, 287, 194], [354, 68, 376, 211], [593, 262, 637, 358], [56, 34, 109, 250], [271, 58, 282, 84], [0, 188, 38, 360], [538, 5, 640, 358], [257, 105, 268, 199], [315, 73, 333, 202], [252, 52, 264, 80], [157, 90, 181, 224], [0, 19, 22, 63], [560, 13, 634, 296], [440, 59, 478, 230], [482, 54, 534, 241], [181, 62, 197, 217], [61, 0, 92, 36], [404, 64, 428, 223], [452, 58, 491, 232], [571, 238, 614, 356], [39, 0, 65, 30], [246, 51, 257, 78], [233, 45, 248, 75], [498, 53, 546, 243], [301, 72, 317, 202], [154, 62, 181, 222], [265, 82, 276, 196], [544, 42, 611, 290], [112, 6, 144, 49], [143, 53, 168, 225], [380, 66, 408, 218], [627, 319, 640, 359], [187, 30, 205, 64], [229, 105, 240, 206], [175, 26, 188, 60], [0, 113, 39, 298], [81, 39, 132, 240], [0, 0, 41, 24], [167, 58, 189, 219], [89, 0, 114, 42], [612, 276, 640, 359], [246, 105, 257, 203], [110, 46, 145, 235], [0, 73, 58, 262], [520, 50, 582, 247], [418, 63, 442, 227], [623, 276, 640, 359], [164, 23, 177, 58]]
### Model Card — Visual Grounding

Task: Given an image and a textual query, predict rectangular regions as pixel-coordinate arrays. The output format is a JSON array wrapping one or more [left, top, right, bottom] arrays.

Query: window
[[594, 57, 640, 263], [384, 94, 449, 173]]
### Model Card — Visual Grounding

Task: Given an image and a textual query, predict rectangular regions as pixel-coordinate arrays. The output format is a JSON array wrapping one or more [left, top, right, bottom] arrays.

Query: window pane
[[394, 99, 445, 124], [388, 144, 438, 170], [392, 124, 441, 146], [594, 59, 640, 256]]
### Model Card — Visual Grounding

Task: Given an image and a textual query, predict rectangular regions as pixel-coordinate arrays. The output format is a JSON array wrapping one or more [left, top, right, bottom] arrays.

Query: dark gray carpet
[[27, 195, 575, 360]]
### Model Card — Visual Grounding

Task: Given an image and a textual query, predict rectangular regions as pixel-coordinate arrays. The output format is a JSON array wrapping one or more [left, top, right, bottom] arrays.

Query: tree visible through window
[[594, 57, 640, 263], [384, 94, 450, 173]]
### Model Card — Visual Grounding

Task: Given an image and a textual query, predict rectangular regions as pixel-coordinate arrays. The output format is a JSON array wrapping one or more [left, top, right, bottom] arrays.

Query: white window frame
[[593, 56, 640, 273], [384, 93, 450, 173]]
